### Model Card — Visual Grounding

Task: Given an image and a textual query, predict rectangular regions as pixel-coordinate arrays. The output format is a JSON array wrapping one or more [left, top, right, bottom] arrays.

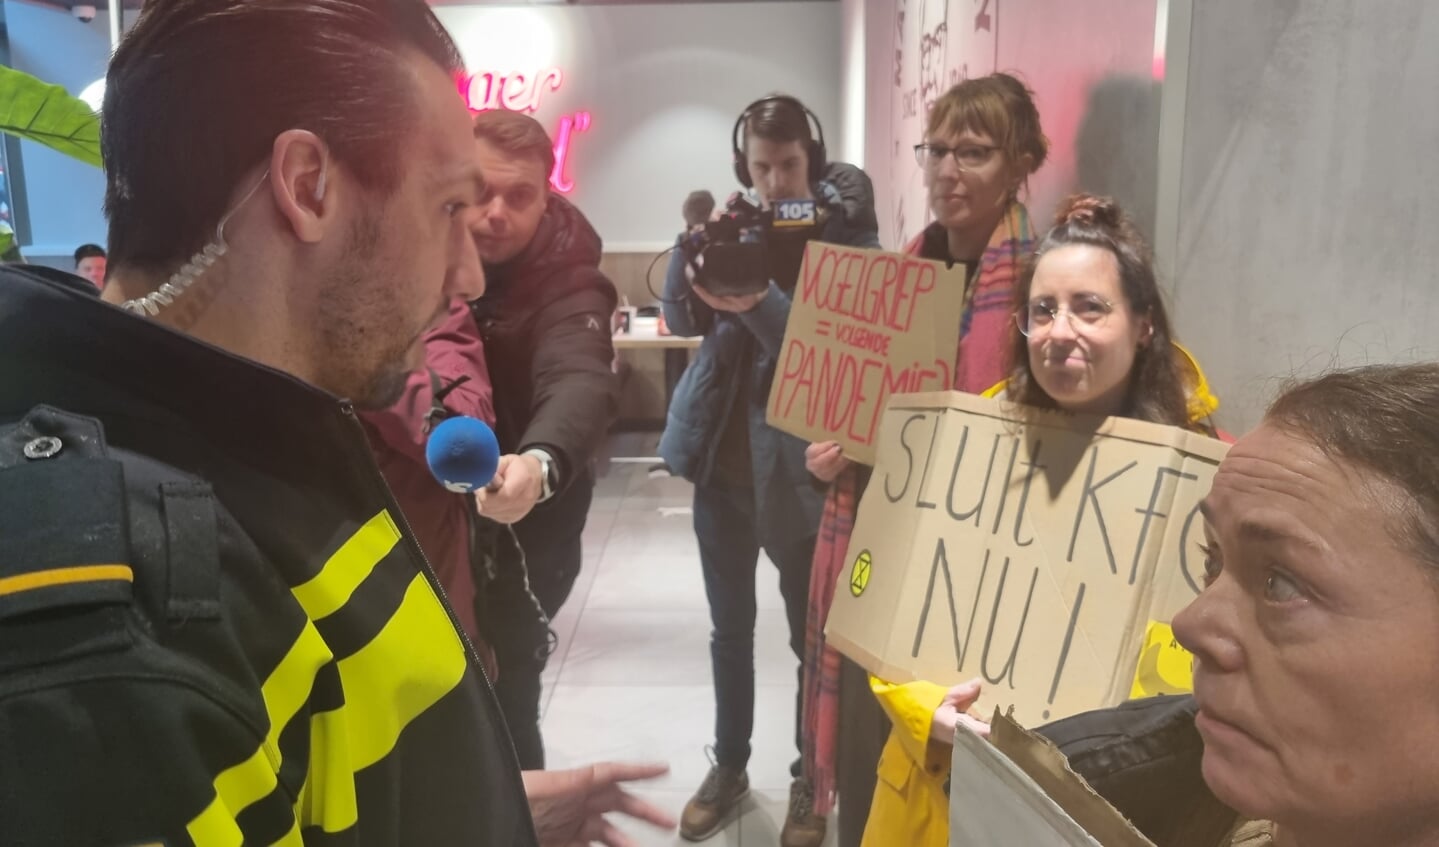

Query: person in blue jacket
[[659, 94, 881, 846]]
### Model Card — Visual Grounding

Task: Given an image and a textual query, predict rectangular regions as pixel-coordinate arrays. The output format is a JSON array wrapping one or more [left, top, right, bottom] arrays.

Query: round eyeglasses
[[914, 142, 1001, 170], [1015, 294, 1116, 337]]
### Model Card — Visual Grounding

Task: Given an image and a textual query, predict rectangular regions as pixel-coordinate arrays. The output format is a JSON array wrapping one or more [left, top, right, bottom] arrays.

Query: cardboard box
[[766, 242, 966, 466], [949, 712, 1148, 846], [950, 711, 1237, 846], [825, 391, 1228, 726]]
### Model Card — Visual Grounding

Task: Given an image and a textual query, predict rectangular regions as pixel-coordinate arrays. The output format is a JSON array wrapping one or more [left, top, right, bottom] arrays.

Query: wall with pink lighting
[[434, 3, 844, 250], [844, 0, 1164, 249], [839, 0, 1439, 436], [3, 1, 842, 263]]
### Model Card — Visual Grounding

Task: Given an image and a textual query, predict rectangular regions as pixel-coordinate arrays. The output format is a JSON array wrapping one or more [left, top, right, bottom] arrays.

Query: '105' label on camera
[[773, 199, 818, 227]]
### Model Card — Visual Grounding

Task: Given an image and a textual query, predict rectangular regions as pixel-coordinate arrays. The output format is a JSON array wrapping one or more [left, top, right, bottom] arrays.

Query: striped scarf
[[800, 203, 1035, 815]]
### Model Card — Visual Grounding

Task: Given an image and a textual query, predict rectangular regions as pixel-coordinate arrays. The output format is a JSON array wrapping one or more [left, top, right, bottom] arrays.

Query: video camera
[[680, 194, 822, 298]]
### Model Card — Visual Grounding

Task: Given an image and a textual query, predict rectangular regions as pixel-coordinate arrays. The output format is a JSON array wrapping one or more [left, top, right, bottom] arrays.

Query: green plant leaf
[[0, 220, 21, 262], [0, 65, 102, 168]]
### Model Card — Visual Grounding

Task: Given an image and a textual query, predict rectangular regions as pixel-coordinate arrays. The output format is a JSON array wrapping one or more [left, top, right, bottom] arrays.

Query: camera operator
[[659, 94, 880, 847]]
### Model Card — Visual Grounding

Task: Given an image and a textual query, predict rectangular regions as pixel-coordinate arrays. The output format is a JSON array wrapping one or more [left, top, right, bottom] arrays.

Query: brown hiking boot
[[780, 777, 827, 847], [680, 762, 749, 841]]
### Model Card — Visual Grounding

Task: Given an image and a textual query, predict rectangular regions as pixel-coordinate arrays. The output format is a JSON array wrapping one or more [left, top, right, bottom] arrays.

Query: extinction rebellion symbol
[[849, 549, 872, 597]]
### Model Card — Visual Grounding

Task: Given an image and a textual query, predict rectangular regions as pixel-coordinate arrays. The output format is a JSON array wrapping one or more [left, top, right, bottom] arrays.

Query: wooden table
[[612, 320, 701, 419], [612, 322, 702, 351]]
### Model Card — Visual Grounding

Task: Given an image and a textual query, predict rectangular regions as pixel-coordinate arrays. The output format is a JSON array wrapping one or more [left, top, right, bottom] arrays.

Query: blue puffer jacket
[[659, 162, 882, 548]]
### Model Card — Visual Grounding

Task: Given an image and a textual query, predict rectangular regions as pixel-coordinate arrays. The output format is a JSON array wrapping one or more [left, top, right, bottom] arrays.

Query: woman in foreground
[[1031, 362, 1439, 847], [1170, 362, 1439, 846]]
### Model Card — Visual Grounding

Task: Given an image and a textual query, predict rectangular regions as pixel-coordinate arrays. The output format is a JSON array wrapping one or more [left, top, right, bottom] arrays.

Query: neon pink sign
[[462, 68, 563, 113], [457, 67, 591, 195]]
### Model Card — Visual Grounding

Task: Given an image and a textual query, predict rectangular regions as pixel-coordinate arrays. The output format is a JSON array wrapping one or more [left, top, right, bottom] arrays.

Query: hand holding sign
[[805, 440, 852, 482], [931, 678, 990, 743]]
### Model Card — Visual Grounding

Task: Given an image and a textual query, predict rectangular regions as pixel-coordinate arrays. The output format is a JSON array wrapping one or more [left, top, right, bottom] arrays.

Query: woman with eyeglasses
[[1005, 194, 1220, 426], [799, 73, 1050, 847], [858, 193, 1225, 847]]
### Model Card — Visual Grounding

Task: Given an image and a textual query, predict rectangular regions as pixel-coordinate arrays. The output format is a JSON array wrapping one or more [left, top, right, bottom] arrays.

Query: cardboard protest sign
[[949, 711, 1238, 847], [824, 391, 1228, 726], [766, 243, 966, 465], [947, 711, 1147, 846]]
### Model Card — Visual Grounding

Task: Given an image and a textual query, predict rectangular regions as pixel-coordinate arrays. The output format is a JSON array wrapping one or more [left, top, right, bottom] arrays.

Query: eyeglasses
[[1015, 294, 1116, 337], [914, 143, 1000, 170]]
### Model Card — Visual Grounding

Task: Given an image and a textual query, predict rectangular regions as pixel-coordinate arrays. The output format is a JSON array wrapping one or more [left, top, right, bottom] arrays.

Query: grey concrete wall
[[1165, 0, 1439, 432]]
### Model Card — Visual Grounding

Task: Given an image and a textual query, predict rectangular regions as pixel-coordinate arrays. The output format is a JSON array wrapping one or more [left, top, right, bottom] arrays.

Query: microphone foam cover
[[425, 416, 500, 493]]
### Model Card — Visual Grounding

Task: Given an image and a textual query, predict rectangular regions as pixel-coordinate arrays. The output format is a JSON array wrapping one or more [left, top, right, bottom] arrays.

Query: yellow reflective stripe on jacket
[[294, 573, 470, 832], [295, 707, 359, 833], [261, 620, 333, 759], [184, 509, 467, 841], [187, 620, 332, 844], [291, 510, 402, 619], [185, 747, 297, 846], [337, 572, 469, 768]]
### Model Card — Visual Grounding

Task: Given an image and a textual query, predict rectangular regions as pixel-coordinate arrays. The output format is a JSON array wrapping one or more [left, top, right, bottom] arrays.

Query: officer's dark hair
[[102, 0, 462, 276]]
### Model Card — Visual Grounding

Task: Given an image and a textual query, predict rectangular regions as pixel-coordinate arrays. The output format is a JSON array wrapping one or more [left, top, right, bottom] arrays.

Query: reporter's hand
[[475, 453, 542, 525], [805, 441, 851, 483], [681, 252, 769, 313], [524, 762, 677, 847], [689, 280, 769, 314], [930, 679, 990, 744]]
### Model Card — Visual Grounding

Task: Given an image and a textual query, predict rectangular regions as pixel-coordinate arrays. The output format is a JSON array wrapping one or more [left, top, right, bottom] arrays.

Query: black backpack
[[1037, 695, 1239, 847]]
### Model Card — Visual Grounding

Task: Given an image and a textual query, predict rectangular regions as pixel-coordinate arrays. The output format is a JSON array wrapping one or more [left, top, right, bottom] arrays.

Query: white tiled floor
[[540, 435, 838, 846]]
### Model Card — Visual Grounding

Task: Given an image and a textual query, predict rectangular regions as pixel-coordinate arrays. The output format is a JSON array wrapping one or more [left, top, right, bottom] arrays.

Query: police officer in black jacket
[[466, 108, 620, 770], [0, 1, 669, 843]]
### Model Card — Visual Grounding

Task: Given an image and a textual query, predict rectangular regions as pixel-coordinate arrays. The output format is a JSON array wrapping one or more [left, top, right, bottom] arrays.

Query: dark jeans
[[837, 656, 889, 847], [693, 480, 815, 776], [485, 475, 592, 770]]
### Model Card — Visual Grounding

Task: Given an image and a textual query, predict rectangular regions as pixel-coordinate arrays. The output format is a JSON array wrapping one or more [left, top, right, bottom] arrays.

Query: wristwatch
[[522, 448, 558, 503]]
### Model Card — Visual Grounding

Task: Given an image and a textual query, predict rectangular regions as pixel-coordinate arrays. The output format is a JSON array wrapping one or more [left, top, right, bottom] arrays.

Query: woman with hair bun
[[1003, 193, 1219, 428], [859, 193, 1225, 847]]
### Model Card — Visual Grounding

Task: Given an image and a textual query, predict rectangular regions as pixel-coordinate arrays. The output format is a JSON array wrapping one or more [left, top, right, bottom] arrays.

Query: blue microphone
[[425, 416, 501, 493]]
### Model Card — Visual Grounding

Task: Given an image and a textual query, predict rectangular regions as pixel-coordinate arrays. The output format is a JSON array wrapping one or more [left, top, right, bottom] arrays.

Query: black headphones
[[731, 95, 827, 189]]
